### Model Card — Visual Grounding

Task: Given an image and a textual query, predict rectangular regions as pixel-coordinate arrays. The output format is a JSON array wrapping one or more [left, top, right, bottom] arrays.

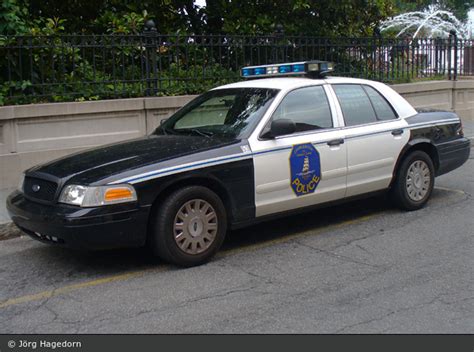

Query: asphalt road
[[0, 155, 472, 334]]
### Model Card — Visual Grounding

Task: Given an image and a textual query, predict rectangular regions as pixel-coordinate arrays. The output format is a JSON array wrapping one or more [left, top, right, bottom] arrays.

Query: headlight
[[59, 184, 137, 207], [18, 173, 25, 192]]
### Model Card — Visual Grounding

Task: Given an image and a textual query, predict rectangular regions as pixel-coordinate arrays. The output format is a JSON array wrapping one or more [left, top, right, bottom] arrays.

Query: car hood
[[28, 134, 240, 183]]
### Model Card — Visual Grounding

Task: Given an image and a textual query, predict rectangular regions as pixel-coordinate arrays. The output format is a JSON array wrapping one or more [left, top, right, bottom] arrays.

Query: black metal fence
[[1, 29, 473, 105]]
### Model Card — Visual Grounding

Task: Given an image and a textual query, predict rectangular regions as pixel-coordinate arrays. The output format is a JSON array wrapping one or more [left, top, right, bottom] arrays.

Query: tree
[[0, 0, 29, 35], [203, 0, 396, 36], [8, 0, 396, 36], [23, 0, 205, 34]]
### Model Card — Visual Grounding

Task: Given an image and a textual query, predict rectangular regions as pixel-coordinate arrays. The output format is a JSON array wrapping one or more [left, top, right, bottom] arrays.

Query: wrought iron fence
[[1, 29, 473, 105]]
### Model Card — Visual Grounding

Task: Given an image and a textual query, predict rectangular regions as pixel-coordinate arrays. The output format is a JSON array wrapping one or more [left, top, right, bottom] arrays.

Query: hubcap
[[173, 199, 218, 255], [406, 160, 431, 202]]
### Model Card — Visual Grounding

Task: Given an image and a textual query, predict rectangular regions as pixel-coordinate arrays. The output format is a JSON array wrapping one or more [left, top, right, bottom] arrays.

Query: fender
[[406, 137, 435, 149], [135, 159, 255, 224], [389, 136, 439, 187]]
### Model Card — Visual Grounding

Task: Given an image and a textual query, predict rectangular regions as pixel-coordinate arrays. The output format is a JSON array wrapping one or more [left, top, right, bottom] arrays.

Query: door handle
[[391, 129, 404, 136], [327, 138, 344, 146]]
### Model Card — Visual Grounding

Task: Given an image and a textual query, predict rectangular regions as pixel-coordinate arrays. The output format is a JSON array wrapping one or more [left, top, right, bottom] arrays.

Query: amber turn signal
[[104, 187, 134, 202]]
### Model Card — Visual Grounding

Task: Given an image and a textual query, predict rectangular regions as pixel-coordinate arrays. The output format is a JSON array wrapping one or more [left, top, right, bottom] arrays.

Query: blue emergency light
[[240, 60, 334, 79]]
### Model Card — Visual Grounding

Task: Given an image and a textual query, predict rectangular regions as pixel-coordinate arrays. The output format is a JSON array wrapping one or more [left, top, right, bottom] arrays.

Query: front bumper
[[436, 137, 471, 176], [6, 191, 150, 250]]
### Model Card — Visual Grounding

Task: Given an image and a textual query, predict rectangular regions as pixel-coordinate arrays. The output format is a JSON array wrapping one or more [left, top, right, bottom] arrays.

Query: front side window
[[268, 85, 333, 134], [156, 88, 279, 138]]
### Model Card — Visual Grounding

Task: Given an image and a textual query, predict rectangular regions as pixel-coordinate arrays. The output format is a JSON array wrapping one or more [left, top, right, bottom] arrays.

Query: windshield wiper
[[181, 128, 214, 138], [159, 126, 176, 135]]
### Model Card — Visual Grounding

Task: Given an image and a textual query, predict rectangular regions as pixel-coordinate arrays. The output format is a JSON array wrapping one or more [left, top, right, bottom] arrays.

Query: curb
[[0, 222, 22, 241]]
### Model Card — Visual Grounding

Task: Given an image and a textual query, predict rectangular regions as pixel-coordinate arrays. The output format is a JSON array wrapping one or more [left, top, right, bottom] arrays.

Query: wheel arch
[[390, 139, 440, 187], [145, 174, 235, 236]]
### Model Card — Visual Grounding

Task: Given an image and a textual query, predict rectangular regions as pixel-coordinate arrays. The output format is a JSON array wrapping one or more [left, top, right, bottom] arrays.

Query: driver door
[[248, 85, 347, 217]]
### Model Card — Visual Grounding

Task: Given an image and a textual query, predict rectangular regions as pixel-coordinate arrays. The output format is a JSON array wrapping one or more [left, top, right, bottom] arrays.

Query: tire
[[148, 186, 227, 267], [390, 150, 435, 211]]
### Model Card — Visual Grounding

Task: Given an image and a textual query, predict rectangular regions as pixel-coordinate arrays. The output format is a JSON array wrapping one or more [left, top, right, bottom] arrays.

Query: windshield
[[155, 88, 279, 139]]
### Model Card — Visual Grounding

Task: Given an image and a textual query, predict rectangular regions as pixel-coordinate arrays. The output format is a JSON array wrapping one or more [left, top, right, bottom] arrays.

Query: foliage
[[156, 64, 240, 96], [0, 0, 463, 106], [203, 0, 396, 36], [0, 80, 31, 105], [25, 0, 201, 34], [0, 31, 243, 105], [3, 0, 400, 36], [0, 0, 29, 35], [99, 11, 148, 35]]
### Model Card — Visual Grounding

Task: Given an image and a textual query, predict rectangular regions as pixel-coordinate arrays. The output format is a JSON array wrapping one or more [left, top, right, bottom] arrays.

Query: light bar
[[241, 61, 334, 79]]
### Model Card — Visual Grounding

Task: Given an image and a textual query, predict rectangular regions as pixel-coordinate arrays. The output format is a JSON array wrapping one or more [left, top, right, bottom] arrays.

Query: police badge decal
[[289, 143, 321, 196]]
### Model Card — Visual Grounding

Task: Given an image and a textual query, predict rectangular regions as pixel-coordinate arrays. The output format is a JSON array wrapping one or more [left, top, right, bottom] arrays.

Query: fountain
[[469, 8, 474, 38], [380, 4, 470, 39], [379, 4, 473, 76]]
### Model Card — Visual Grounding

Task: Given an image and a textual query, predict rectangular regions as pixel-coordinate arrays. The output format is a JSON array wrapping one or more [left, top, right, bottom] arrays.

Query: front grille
[[24, 176, 58, 202]]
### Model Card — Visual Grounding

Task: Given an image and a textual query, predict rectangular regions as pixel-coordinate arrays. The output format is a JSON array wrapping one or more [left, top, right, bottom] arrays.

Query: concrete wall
[[394, 80, 474, 121], [0, 80, 473, 189], [0, 96, 195, 189]]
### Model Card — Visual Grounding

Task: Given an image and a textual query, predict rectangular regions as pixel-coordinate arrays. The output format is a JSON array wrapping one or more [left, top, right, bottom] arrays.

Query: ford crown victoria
[[7, 61, 470, 266]]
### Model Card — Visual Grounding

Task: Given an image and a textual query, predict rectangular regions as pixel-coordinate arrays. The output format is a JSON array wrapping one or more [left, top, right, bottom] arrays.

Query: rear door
[[248, 85, 347, 217], [330, 84, 409, 197]]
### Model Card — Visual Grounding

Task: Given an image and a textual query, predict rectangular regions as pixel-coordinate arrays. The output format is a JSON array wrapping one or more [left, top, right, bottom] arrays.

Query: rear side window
[[363, 86, 397, 120], [272, 85, 333, 132], [333, 85, 377, 126], [333, 84, 396, 126]]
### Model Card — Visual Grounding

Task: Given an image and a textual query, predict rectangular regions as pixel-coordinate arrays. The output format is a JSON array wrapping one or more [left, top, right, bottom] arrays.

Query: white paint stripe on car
[[111, 118, 460, 185]]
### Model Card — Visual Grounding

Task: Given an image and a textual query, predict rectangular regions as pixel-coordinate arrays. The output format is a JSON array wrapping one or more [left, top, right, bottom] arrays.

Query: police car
[[7, 61, 471, 267]]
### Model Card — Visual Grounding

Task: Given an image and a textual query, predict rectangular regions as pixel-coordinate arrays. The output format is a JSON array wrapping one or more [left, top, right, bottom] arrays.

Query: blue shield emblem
[[289, 143, 321, 196]]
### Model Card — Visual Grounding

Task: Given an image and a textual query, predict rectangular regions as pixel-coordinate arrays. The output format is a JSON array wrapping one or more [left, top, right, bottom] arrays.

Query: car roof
[[213, 76, 382, 91], [213, 76, 417, 119], [214, 77, 322, 90]]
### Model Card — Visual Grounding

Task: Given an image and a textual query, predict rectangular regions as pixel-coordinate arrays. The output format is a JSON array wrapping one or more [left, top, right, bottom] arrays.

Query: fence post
[[373, 27, 382, 81], [370, 32, 376, 80], [450, 30, 458, 81], [434, 36, 440, 74], [448, 30, 455, 80], [272, 24, 285, 64], [143, 19, 158, 96]]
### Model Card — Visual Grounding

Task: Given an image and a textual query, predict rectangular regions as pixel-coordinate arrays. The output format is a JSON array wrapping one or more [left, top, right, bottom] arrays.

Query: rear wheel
[[390, 150, 435, 211], [149, 186, 227, 267]]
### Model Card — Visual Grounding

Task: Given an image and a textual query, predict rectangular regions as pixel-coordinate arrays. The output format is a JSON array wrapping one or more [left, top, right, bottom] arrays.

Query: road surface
[[0, 154, 472, 333]]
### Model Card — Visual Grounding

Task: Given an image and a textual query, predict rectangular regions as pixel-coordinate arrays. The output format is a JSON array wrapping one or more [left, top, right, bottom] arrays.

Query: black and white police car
[[7, 61, 471, 266]]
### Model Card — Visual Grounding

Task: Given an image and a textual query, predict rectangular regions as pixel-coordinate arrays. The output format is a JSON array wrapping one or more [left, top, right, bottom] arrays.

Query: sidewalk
[[463, 120, 474, 142], [1, 125, 473, 228], [0, 187, 14, 224], [0, 187, 22, 240]]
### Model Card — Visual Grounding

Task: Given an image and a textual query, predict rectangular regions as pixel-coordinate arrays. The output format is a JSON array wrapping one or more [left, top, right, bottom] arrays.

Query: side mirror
[[269, 119, 296, 138], [160, 118, 168, 126]]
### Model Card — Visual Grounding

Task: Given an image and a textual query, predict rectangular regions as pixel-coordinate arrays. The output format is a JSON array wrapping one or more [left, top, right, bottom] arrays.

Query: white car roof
[[216, 76, 389, 91], [214, 77, 322, 90], [214, 76, 417, 119]]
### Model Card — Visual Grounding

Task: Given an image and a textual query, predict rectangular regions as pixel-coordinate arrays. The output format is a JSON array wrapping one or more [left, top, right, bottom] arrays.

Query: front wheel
[[390, 150, 435, 211], [148, 186, 227, 267]]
